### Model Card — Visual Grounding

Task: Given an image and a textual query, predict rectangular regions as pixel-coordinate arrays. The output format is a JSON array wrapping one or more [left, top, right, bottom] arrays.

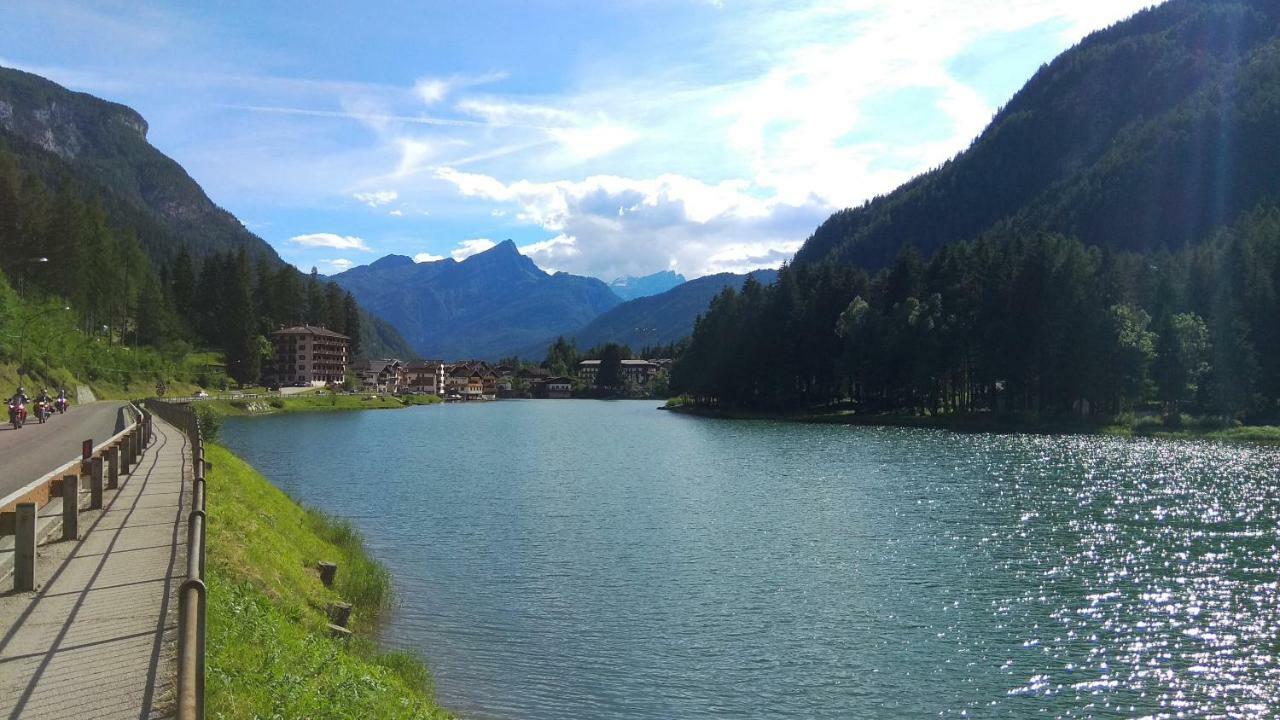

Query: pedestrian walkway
[[0, 415, 188, 720]]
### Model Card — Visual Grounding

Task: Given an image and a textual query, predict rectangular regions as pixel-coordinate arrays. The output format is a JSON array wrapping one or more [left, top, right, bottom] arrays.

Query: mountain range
[[330, 241, 625, 359], [0, 66, 414, 359]]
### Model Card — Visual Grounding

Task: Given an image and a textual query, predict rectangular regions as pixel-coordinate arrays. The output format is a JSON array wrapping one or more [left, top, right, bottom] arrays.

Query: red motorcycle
[[55, 396, 69, 414], [35, 400, 52, 424], [8, 400, 27, 430]]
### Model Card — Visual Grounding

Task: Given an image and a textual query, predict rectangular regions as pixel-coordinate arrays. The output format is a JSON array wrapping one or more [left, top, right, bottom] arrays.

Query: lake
[[221, 400, 1280, 719]]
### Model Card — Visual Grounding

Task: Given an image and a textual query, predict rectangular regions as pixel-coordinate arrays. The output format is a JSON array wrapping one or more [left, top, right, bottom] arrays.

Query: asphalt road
[[0, 401, 127, 500]]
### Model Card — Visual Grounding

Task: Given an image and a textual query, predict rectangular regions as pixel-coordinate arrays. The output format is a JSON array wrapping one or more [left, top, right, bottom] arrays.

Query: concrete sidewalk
[[0, 416, 188, 720]]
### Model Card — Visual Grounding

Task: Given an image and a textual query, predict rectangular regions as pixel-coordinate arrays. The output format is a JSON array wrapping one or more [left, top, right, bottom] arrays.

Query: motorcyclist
[[36, 388, 51, 404], [10, 386, 29, 406]]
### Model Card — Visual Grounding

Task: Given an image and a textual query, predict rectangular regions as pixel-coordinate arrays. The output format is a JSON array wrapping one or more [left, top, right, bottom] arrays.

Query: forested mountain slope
[[0, 66, 413, 365], [795, 0, 1280, 270]]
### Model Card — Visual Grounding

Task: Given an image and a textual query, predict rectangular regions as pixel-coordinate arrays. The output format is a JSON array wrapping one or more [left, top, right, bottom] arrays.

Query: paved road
[[0, 413, 186, 719], [0, 402, 127, 500]]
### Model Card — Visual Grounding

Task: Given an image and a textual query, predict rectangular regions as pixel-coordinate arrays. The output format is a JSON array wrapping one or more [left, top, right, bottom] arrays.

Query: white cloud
[[413, 252, 445, 263], [353, 189, 398, 207], [435, 168, 826, 277], [389, 209, 404, 217], [320, 258, 354, 272], [451, 238, 497, 261], [414, 78, 449, 104], [288, 233, 374, 251]]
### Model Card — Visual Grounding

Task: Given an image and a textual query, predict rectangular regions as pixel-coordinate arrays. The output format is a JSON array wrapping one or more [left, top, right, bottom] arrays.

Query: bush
[[195, 404, 222, 441]]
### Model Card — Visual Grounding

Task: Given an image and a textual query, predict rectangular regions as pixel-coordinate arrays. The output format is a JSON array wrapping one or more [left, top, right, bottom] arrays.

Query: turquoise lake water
[[222, 400, 1280, 719]]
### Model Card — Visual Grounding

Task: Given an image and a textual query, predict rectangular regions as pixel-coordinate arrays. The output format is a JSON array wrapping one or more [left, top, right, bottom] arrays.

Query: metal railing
[[145, 399, 206, 720], [1, 402, 150, 589]]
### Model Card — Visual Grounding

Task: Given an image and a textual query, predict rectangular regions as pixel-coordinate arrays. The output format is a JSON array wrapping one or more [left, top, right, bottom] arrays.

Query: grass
[[204, 443, 451, 719], [0, 361, 202, 401], [202, 393, 443, 417]]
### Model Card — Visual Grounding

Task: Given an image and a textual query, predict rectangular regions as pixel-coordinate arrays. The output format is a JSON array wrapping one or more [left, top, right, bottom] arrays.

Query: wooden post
[[62, 474, 79, 541], [317, 561, 338, 588], [90, 456, 105, 510], [14, 502, 36, 592], [120, 439, 132, 476], [107, 445, 120, 489], [328, 602, 353, 628]]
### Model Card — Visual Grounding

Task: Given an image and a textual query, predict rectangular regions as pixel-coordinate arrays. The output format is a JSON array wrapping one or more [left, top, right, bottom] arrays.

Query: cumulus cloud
[[450, 238, 497, 261], [353, 189, 398, 207], [320, 258, 354, 272], [389, 209, 404, 217], [435, 168, 827, 277], [288, 233, 374, 251], [413, 252, 445, 263]]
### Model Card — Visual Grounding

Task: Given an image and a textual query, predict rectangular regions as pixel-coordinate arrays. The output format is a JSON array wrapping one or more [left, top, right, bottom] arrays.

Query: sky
[[1, 0, 1156, 280]]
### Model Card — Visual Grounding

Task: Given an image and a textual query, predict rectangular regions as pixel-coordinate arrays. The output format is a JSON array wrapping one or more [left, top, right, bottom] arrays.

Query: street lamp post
[[16, 257, 49, 301]]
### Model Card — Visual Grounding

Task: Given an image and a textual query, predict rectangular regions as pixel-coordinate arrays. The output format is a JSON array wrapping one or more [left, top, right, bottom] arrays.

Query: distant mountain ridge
[[794, 0, 1280, 270], [331, 241, 622, 359], [608, 271, 686, 301], [517, 268, 779, 358]]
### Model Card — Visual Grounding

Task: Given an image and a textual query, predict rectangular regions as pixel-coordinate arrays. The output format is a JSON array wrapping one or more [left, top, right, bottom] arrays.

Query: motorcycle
[[55, 397, 69, 414], [8, 400, 27, 430], [35, 400, 52, 424]]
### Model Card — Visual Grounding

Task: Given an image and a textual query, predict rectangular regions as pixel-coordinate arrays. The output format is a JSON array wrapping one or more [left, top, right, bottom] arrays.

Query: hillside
[[794, 0, 1280, 270], [673, 0, 1280, 422], [332, 241, 622, 359], [548, 269, 777, 355], [0, 65, 413, 361]]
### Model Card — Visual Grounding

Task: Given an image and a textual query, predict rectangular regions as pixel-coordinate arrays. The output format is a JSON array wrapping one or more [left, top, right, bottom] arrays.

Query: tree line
[[672, 205, 1280, 422], [0, 145, 362, 385]]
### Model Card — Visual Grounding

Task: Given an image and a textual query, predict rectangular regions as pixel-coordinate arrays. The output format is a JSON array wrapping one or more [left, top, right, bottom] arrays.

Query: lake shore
[[662, 403, 1280, 443], [203, 441, 452, 718], [200, 392, 443, 417]]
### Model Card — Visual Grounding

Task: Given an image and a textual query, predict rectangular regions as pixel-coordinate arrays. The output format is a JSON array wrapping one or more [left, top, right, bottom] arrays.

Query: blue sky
[[2, 0, 1154, 280]]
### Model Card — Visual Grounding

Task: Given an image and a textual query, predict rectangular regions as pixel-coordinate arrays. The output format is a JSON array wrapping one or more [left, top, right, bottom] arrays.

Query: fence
[[144, 399, 206, 720], [1, 402, 150, 589]]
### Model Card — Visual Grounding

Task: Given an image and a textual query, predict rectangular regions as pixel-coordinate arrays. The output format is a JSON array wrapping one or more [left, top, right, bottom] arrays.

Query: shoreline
[[204, 441, 452, 718], [662, 404, 1280, 444]]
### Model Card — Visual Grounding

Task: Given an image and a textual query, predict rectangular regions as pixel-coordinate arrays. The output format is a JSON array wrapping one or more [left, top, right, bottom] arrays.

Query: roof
[[578, 359, 656, 367], [272, 325, 350, 340], [403, 360, 442, 371], [352, 358, 402, 374], [545, 376, 574, 384]]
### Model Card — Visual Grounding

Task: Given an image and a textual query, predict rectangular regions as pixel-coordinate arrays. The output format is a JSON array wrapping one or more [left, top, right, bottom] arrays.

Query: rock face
[[0, 65, 276, 263], [332, 241, 623, 360]]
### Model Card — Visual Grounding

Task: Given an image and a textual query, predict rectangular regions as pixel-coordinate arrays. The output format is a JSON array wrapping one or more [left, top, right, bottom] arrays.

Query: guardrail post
[[120, 438, 132, 476], [14, 502, 36, 592], [130, 427, 141, 464], [107, 445, 120, 489], [62, 474, 79, 541], [90, 455, 105, 509]]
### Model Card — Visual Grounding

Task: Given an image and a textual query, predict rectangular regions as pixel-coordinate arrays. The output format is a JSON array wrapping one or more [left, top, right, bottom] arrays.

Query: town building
[[266, 325, 351, 387], [353, 358, 403, 392], [401, 360, 445, 395], [578, 359, 659, 386], [545, 376, 573, 399]]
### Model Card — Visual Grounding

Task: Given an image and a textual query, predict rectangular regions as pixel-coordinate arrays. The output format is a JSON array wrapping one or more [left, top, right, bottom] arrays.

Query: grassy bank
[[204, 443, 450, 719], [662, 401, 1280, 444], [201, 392, 443, 417]]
